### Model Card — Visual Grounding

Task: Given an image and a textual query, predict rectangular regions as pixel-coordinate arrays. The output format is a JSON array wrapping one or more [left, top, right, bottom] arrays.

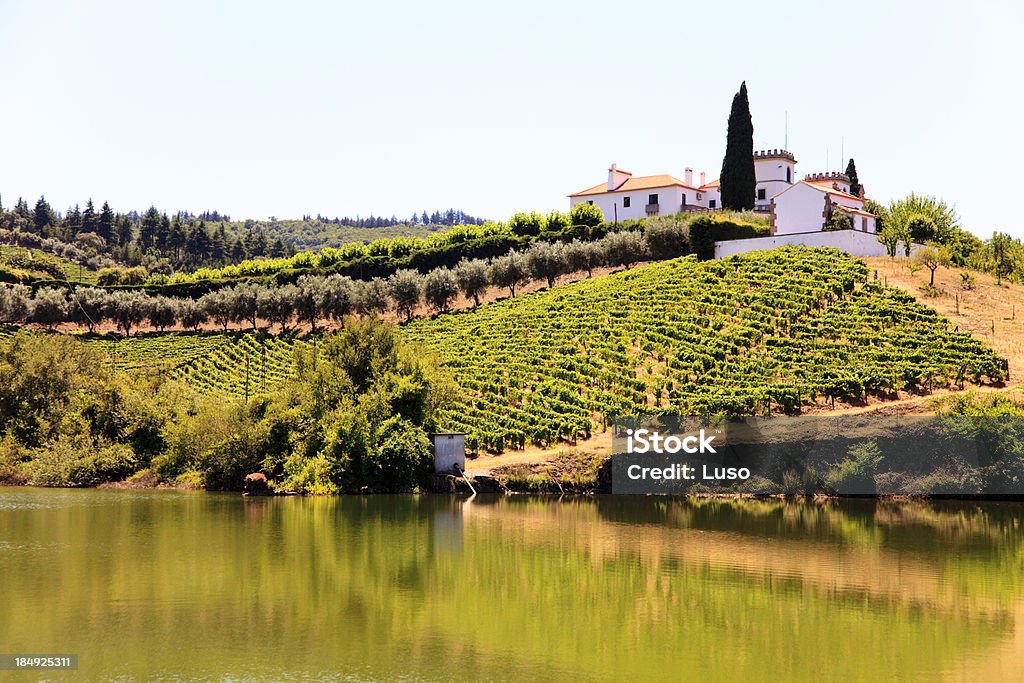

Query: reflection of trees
[[0, 491, 1022, 681]]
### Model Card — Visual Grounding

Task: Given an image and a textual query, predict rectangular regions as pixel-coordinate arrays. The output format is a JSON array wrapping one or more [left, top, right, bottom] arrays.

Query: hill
[[402, 248, 1005, 451], [75, 248, 1006, 454]]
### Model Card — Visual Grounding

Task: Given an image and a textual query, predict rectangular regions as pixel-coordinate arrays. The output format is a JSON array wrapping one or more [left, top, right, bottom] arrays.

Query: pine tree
[[845, 159, 861, 197], [33, 196, 57, 234], [168, 216, 187, 259], [65, 204, 83, 236], [186, 222, 211, 264], [98, 201, 115, 243], [115, 216, 134, 247], [139, 206, 162, 249], [82, 199, 97, 235], [719, 81, 756, 211]]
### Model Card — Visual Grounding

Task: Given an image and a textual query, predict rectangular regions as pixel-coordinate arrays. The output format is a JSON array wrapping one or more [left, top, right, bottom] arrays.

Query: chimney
[[699, 171, 706, 187], [608, 163, 630, 191], [684, 168, 693, 186]]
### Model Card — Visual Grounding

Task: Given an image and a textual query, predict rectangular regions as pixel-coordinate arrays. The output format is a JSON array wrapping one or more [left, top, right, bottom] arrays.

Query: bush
[[643, 215, 690, 259], [826, 439, 883, 493], [570, 203, 604, 230], [688, 216, 768, 260]]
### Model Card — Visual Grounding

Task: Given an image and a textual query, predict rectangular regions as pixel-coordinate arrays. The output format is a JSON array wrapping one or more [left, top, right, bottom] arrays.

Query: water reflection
[[0, 490, 1022, 681]]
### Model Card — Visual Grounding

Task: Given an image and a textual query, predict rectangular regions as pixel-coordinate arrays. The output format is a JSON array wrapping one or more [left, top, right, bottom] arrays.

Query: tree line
[[0, 219, 691, 335]]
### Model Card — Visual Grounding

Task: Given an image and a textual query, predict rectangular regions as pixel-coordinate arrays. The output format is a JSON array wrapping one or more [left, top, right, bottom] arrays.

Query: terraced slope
[[89, 332, 305, 397], [10, 248, 1002, 452], [403, 248, 1006, 450]]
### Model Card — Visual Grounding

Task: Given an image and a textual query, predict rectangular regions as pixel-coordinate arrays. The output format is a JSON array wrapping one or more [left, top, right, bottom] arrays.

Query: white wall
[[570, 185, 696, 222], [713, 229, 920, 259], [771, 183, 827, 234]]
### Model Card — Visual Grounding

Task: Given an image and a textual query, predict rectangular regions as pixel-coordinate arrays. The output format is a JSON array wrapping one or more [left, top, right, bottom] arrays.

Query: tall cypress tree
[[845, 158, 861, 197], [719, 82, 756, 211]]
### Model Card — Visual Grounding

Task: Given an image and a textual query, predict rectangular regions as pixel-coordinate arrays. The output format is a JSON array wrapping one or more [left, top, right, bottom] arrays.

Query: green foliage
[[0, 332, 165, 485], [403, 248, 1004, 452], [508, 211, 545, 237], [824, 209, 852, 232], [643, 215, 690, 259], [914, 244, 951, 286], [688, 216, 768, 260], [570, 203, 604, 230], [887, 194, 959, 243], [720, 82, 756, 211], [845, 159, 861, 198], [827, 439, 883, 493]]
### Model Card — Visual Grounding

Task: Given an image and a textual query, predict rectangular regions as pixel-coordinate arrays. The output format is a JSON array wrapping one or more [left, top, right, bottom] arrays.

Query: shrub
[[570, 203, 604, 230], [643, 215, 690, 259], [826, 439, 883, 493], [688, 216, 767, 260]]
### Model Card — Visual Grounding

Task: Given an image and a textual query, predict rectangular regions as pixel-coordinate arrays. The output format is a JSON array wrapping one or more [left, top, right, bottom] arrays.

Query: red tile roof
[[807, 180, 863, 202], [569, 174, 702, 197]]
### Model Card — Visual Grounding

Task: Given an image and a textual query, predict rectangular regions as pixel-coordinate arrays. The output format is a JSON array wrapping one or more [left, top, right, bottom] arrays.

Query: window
[[757, 188, 767, 200], [786, 167, 792, 183], [681, 194, 687, 206], [862, 217, 868, 231], [648, 193, 658, 205], [587, 200, 594, 205], [709, 199, 717, 209], [623, 197, 630, 208]]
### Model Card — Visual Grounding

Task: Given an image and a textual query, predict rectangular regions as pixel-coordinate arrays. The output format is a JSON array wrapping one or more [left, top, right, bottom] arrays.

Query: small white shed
[[432, 433, 466, 474]]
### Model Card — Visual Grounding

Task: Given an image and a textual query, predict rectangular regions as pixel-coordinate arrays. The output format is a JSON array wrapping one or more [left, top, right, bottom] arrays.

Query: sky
[[1, 0, 1021, 237]]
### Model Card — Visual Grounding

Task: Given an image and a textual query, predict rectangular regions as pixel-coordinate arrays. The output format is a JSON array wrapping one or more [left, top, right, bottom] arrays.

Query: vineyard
[[403, 247, 1006, 451], [87, 332, 305, 397], [0, 246, 99, 285], [14, 247, 1005, 453]]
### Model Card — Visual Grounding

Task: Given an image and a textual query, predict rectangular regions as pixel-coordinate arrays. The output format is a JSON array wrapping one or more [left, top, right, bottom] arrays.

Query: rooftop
[[569, 174, 703, 197]]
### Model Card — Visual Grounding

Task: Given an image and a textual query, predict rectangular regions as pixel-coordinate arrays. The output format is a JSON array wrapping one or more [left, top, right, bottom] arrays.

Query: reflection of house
[[568, 149, 878, 235]]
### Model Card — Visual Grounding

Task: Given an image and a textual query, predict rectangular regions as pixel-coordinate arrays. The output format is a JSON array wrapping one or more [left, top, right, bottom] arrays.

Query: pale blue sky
[[1, 0, 1020, 237]]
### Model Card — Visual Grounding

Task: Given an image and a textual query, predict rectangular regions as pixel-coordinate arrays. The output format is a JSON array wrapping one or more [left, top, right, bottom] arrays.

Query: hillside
[[0, 245, 100, 285], [72, 248, 1007, 455], [403, 248, 1004, 451]]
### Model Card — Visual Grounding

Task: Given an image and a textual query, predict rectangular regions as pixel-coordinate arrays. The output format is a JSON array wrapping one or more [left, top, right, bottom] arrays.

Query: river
[[1, 489, 1022, 681]]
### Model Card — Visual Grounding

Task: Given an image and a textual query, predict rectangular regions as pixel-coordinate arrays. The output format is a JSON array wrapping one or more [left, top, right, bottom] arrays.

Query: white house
[[770, 173, 877, 235], [568, 164, 718, 222], [568, 149, 878, 236]]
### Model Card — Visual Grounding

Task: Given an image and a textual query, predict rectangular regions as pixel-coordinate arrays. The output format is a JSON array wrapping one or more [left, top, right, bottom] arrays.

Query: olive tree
[[179, 298, 209, 331], [322, 274, 354, 322], [526, 240, 568, 288], [352, 278, 390, 318], [643, 215, 690, 259], [490, 251, 530, 297], [30, 287, 71, 329], [389, 269, 423, 321], [147, 296, 179, 332], [601, 230, 647, 269], [423, 267, 459, 313], [70, 286, 110, 333], [229, 283, 260, 330], [0, 284, 31, 323], [107, 290, 151, 337], [200, 289, 234, 332], [453, 258, 490, 306], [295, 275, 328, 332], [259, 284, 295, 332]]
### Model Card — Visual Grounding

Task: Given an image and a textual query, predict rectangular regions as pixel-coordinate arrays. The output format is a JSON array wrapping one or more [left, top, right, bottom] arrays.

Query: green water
[[1, 490, 1023, 682]]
